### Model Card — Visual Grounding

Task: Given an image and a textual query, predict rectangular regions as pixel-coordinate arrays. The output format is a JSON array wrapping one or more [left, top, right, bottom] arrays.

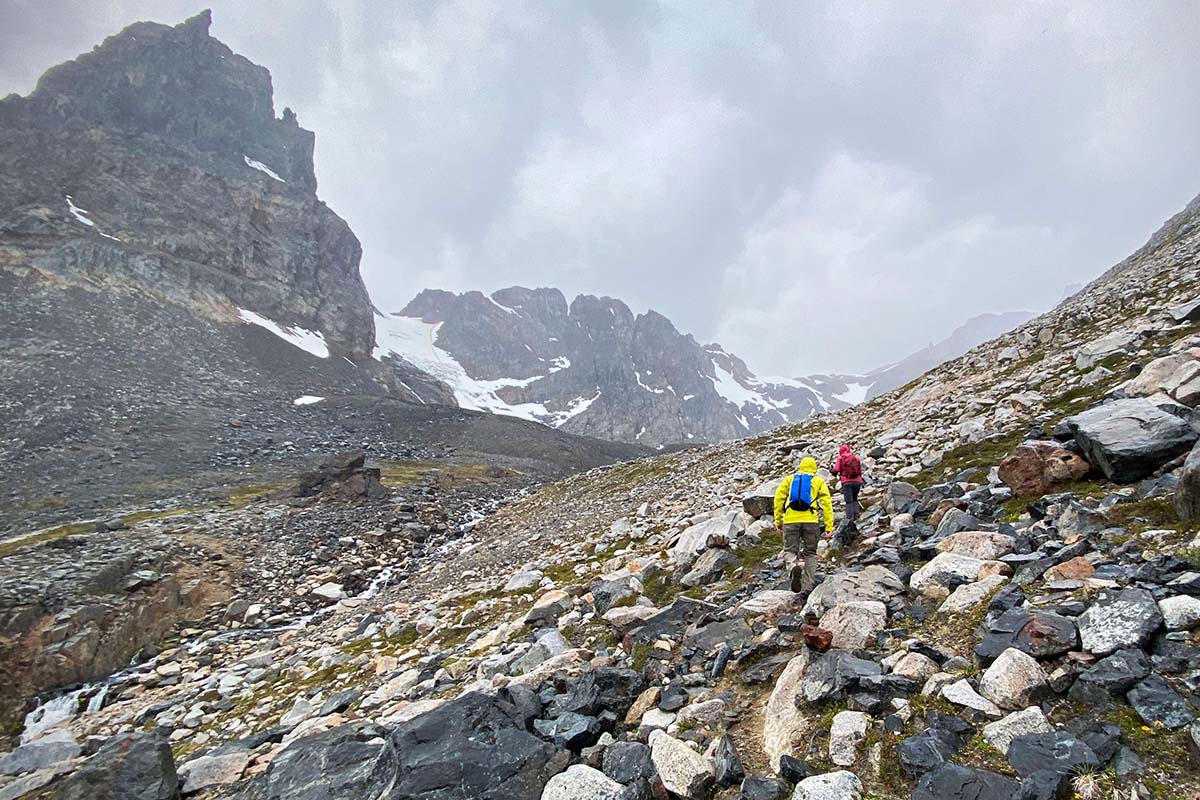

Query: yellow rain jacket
[[773, 457, 834, 532]]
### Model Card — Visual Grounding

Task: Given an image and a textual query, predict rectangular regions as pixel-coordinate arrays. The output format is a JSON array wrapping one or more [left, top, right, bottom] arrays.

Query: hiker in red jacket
[[831, 444, 864, 528]]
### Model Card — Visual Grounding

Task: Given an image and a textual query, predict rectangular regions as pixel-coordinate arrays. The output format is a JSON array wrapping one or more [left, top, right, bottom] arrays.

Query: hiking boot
[[789, 565, 805, 594]]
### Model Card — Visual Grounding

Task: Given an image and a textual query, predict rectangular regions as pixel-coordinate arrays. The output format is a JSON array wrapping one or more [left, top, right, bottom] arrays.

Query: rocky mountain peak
[[0, 11, 375, 360], [19, 11, 316, 191]]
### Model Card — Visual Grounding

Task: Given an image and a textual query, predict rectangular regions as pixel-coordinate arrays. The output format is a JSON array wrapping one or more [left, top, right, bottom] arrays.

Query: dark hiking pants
[[841, 482, 862, 523]]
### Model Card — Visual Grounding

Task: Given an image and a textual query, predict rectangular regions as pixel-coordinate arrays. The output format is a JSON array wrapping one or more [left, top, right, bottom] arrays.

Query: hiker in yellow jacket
[[773, 456, 835, 596]]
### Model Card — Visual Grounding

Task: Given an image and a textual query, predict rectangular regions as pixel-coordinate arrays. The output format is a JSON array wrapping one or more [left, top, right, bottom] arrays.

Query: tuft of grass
[[1106, 496, 1189, 533], [0, 521, 94, 558], [631, 643, 654, 672], [916, 431, 1025, 489], [640, 570, 681, 607], [224, 483, 281, 508]]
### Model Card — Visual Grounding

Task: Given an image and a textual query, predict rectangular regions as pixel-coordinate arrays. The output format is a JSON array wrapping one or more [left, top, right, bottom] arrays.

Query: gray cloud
[[4, 1, 1200, 375]]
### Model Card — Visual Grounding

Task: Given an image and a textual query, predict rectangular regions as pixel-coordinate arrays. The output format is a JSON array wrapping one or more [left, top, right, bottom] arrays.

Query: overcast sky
[[4, 2, 1200, 375]]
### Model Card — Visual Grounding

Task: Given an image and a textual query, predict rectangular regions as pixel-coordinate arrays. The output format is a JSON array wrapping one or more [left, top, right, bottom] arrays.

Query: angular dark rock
[[1005, 732, 1098, 778], [912, 762, 1020, 800], [1126, 674, 1197, 730], [711, 734, 745, 787], [266, 722, 395, 800], [388, 692, 559, 799], [1068, 648, 1151, 703], [1065, 399, 1199, 483], [45, 731, 177, 800], [739, 774, 790, 800], [601, 741, 654, 784], [798, 650, 882, 705], [975, 608, 1078, 662], [1175, 440, 1200, 521], [533, 712, 602, 750]]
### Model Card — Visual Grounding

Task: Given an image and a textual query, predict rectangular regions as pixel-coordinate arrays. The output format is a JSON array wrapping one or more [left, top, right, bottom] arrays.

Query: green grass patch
[[543, 560, 584, 586], [631, 642, 654, 671], [0, 520, 94, 558], [1106, 496, 1188, 533], [223, 483, 282, 508], [640, 570, 681, 607], [340, 624, 419, 657], [738, 529, 785, 571], [916, 430, 1025, 489]]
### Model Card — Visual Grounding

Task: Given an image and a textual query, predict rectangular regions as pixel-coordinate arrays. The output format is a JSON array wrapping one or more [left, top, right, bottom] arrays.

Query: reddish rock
[[800, 624, 833, 653], [930, 500, 968, 528], [998, 442, 1091, 496], [1045, 556, 1095, 582]]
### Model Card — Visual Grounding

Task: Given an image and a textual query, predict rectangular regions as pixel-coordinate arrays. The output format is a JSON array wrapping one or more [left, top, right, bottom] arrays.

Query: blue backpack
[[788, 473, 814, 512]]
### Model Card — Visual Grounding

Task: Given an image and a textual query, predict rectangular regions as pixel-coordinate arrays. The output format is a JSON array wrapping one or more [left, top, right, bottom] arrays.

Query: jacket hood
[[798, 457, 818, 474], [839, 444, 851, 455]]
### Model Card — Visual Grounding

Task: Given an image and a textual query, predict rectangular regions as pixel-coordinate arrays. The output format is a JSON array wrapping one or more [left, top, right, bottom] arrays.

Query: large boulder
[[791, 770, 863, 800], [1074, 330, 1139, 371], [48, 731, 178, 800], [935, 532, 1016, 561], [819, 601, 888, 650], [997, 441, 1091, 496], [387, 692, 558, 799], [762, 651, 812, 771], [177, 752, 250, 794], [266, 722, 395, 800], [672, 509, 743, 566], [1064, 399, 1198, 483], [1123, 351, 1200, 404], [912, 763, 1018, 800], [540, 765, 625, 800], [743, 479, 780, 518], [910, 552, 988, 596], [1175, 440, 1200, 521], [802, 566, 906, 617], [0, 730, 81, 776], [1077, 588, 1163, 656], [978, 648, 1048, 710], [680, 547, 737, 588], [649, 731, 714, 799]]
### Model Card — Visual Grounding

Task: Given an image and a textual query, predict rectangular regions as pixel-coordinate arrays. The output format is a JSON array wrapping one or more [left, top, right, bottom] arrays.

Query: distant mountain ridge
[[860, 311, 1037, 399], [371, 287, 869, 447], [366, 287, 1031, 447]]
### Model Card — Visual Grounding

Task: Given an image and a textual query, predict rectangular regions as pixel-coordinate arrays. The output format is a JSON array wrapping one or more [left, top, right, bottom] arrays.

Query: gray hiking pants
[[782, 522, 822, 594], [842, 482, 862, 523]]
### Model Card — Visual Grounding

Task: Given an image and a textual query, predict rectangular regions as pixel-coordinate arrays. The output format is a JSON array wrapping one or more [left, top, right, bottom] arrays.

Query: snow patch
[[243, 155, 286, 183], [65, 195, 95, 227], [833, 382, 872, 405], [485, 293, 521, 316], [293, 395, 324, 406], [238, 309, 329, 358], [635, 371, 665, 394], [374, 312, 591, 426], [65, 195, 122, 241]]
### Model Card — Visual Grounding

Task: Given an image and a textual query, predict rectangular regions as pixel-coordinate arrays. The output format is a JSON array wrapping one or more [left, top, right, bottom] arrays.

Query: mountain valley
[[1, 11, 1199, 800]]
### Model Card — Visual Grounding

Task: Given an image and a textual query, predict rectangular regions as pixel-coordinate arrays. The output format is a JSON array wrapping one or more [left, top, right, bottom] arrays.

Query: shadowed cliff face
[[0, 10, 374, 361]]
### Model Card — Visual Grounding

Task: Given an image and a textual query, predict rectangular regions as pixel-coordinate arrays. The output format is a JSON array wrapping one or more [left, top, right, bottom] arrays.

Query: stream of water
[[17, 487, 525, 744]]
